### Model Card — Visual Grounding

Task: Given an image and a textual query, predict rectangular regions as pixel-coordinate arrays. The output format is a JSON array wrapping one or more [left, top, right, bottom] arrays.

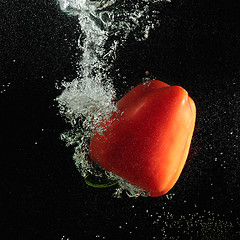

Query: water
[[56, 0, 168, 197], [56, 1, 240, 238]]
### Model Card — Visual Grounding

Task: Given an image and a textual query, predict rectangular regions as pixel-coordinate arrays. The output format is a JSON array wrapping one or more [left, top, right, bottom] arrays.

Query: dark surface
[[1, 0, 240, 239]]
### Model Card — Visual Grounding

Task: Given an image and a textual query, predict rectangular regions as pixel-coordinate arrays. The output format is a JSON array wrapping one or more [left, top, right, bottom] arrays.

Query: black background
[[1, 0, 240, 239]]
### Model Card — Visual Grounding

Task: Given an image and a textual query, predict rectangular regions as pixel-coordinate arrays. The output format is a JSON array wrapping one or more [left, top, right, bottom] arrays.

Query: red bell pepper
[[89, 80, 196, 197]]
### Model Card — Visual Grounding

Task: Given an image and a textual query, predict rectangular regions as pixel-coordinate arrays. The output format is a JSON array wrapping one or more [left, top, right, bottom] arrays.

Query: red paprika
[[89, 80, 196, 197]]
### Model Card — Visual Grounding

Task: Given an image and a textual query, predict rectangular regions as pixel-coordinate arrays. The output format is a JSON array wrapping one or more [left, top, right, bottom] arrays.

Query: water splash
[[56, 0, 169, 197]]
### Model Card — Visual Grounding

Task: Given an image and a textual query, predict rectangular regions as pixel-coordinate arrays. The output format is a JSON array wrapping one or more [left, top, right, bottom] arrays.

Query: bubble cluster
[[151, 209, 240, 240], [0, 82, 11, 94]]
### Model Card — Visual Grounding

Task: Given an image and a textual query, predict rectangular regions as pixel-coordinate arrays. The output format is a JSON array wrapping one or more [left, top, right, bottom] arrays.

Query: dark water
[[1, 0, 240, 239]]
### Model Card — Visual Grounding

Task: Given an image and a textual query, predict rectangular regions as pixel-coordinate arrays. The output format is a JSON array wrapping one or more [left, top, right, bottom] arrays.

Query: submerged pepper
[[89, 80, 196, 197]]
